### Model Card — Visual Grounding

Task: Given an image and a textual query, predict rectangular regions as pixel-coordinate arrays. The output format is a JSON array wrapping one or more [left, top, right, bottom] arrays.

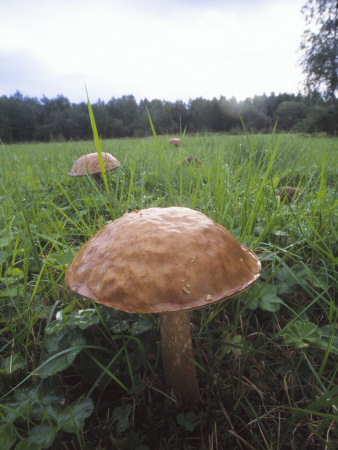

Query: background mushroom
[[168, 138, 181, 146], [176, 155, 201, 168], [69, 152, 120, 186], [65, 207, 261, 406], [277, 185, 304, 203]]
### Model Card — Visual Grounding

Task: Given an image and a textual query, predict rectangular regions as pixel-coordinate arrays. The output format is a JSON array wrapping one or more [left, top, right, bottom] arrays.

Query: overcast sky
[[0, 0, 306, 104]]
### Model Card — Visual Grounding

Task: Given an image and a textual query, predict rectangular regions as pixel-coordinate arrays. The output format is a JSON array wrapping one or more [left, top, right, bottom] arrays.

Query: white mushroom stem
[[159, 310, 199, 406]]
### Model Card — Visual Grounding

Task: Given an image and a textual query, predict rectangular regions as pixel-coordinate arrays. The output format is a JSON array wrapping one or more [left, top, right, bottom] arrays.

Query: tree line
[[0, 90, 337, 143]]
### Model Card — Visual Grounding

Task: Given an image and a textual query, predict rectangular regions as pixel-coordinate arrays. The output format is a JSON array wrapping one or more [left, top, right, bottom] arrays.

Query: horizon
[[4, 88, 308, 106]]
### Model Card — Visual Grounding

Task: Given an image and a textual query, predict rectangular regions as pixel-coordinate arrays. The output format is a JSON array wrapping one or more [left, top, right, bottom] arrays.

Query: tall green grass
[[0, 133, 337, 449]]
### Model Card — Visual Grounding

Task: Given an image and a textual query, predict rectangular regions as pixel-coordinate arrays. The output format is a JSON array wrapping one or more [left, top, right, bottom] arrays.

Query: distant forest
[[0, 90, 337, 143]]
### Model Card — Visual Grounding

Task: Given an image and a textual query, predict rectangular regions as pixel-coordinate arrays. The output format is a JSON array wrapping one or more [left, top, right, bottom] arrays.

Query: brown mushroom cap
[[69, 152, 120, 176], [65, 207, 261, 313], [168, 138, 181, 146], [277, 186, 304, 202], [176, 155, 201, 168]]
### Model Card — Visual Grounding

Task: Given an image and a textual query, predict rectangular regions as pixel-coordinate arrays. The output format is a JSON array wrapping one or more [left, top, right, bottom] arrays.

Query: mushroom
[[277, 186, 304, 203], [176, 155, 201, 168], [168, 138, 181, 146], [65, 207, 261, 406], [69, 152, 120, 185]]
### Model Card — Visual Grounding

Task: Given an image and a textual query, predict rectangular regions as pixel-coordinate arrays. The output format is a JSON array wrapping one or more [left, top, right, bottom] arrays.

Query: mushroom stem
[[92, 172, 105, 189], [159, 310, 199, 406]]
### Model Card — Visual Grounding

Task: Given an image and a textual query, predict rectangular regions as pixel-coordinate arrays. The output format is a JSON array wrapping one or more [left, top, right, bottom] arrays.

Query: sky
[[0, 0, 306, 105]]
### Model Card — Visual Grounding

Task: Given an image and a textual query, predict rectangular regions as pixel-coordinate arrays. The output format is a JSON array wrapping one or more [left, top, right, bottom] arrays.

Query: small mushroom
[[65, 207, 261, 406], [176, 155, 201, 168], [277, 186, 304, 203], [69, 152, 120, 185], [168, 138, 181, 146]]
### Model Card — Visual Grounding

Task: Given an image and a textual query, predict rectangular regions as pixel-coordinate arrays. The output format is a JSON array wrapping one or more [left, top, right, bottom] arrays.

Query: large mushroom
[[69, 152, 120, 185], [65, 207, 261, 406]]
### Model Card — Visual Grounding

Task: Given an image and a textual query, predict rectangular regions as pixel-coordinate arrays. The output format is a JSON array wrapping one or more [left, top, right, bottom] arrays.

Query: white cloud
[[0, 0, 305, 103]]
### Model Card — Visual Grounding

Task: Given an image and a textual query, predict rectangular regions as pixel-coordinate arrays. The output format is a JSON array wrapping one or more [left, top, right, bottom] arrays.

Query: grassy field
[[0, 131, 337, 449]]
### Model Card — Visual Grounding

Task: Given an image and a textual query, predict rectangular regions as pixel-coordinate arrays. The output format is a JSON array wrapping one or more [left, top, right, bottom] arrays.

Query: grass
[[0, 131, 337, 449]]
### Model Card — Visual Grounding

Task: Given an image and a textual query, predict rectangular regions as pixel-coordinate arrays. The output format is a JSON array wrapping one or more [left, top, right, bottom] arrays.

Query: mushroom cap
[[277, 186, 304, 202], [168, 138, 181, 146], [65, 207, 261, 313], [176, 155, 201, 168], [69, 152, 120, 176]]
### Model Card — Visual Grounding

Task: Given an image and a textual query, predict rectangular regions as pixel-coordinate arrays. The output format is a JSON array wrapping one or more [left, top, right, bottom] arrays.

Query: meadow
[[0, 130, 337, 449]]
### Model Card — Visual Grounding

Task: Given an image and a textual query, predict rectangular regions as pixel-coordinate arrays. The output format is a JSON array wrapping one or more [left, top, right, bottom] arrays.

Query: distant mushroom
[[65, 207, 261, 406], [168, 138, 181, 146], [277, 186, 304, 203], [176, 155, 201, 168], [69, 152, 120, 186]]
